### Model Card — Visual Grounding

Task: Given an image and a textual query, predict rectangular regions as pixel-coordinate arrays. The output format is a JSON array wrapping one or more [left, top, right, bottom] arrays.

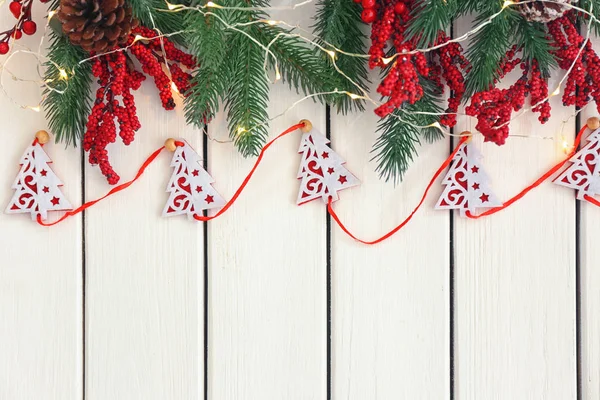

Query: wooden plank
[[453, 19, 577, 399], [207, 7, 327, 399], [0, 25, 83, 399], [579, 35, 600, 400], [85, 84, 204, 398], [329, 79, 451, 397]]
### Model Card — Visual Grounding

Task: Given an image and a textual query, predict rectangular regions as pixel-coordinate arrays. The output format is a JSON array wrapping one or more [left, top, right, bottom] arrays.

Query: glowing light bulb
[[206, 1, 218, 7], [237, 126, 246, 135], [133, 35, 144, 43], [551, 87, 561, 97], [59, 68, 68, 80], [28, 105, 41, 112], [429, 122, 442, 129], [275, 70, 281, 81], [171, 82, 180, 93], [381, 56, 394, 65], [502, 0, 515, 9], [166, 2, 181, 10], [47, 10, 56, 20], [266, 20, 278, 26], [347, 92, 361, 100], [326, 50, 336, 59]]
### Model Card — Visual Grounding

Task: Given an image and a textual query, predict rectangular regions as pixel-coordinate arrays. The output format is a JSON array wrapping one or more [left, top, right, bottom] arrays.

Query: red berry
[[394, 2, 406, 14], [9, 1, 21, 18], [361, 8, 376, 23], [0, 42, 9, 55], [362, 0, 376, 8], [12, 29, 22, 39], [22, 21, 36, 35]]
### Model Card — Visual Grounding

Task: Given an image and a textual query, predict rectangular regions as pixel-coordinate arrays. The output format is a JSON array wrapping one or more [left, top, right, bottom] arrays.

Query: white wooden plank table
[[0, 5, 597, 400]]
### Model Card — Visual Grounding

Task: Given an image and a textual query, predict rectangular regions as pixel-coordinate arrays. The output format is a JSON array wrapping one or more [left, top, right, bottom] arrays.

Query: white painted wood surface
[[580, 34, 600, 400], [0, 6, 598, 400]]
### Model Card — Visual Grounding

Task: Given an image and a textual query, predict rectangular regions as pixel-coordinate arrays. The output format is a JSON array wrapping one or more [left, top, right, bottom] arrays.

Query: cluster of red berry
[[83, 27, 196, 184], [465, 50, 550, 145], [0, 0, 40, 55], [127, 26, 195, 110], [359, 0, 468, 128], [549, 15, 600, 111]]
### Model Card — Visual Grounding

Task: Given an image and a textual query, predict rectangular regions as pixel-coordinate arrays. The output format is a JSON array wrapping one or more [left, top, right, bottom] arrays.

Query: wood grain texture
[[329, 79, 451, 398], [207, 7, 326, 399], [580, 35, 600, 400], [85, 84, 204, 399], [208, 91, 327, 400], [453, 19, 576, 400], [0, 10, 83, 398]]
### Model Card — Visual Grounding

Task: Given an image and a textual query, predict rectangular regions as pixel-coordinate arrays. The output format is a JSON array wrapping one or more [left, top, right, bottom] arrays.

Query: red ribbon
[[465, 125, 588, 219], [37, 146, 166, 226], [192, 122, 305, 222], [36, 122, 306, 226], [327, 135, 469, 245], [33, 122, 598, 231], [329, 125, 591, 244]]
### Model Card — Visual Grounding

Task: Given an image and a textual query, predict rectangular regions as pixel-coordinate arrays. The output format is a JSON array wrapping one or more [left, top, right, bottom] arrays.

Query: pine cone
[[517, 0, 577, 23], [58, 0, 139, 53]]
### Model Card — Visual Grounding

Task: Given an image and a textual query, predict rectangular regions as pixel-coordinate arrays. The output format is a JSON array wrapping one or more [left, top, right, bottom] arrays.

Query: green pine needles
[[313, 0, 369, 113], [41, 0, 600, 184], [182, 0, 339, 156], [42, 31, 92, 145]]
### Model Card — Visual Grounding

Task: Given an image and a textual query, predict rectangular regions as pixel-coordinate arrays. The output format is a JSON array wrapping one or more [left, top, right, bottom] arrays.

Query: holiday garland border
[[6, 117, 599, 246]]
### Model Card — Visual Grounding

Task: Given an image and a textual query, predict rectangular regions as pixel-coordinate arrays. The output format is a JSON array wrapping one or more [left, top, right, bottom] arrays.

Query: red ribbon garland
[[35, 123, 306, 226], [37, 146, 166, 226], [465, 125, 587, 219], [32, 123, 595, 235], [327, 135, 469, 245], [192, 122, 305, 222]]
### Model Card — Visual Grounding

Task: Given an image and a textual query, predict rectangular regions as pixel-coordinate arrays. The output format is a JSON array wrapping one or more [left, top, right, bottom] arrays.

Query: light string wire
[[156, 0, 600, 142], [0, 0, 597, 143]]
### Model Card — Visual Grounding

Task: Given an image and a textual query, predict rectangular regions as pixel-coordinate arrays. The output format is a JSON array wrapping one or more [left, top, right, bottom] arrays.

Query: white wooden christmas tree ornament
[[296, 127, 359, 205], [554, 127, 600, 201], [6, 137, 72, 220], [435, 138, 502, 217], [163, 139, 226, 219]]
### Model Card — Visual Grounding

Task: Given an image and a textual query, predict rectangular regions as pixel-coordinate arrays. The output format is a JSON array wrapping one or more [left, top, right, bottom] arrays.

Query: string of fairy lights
[[0, 0, 599, 147]]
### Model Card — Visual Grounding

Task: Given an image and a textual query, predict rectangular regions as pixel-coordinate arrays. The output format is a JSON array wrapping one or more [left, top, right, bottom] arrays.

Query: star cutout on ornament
[[471, 166, 479, 174], [43, 186, 49, 193], [192, 169, 199, 177], [327, 167, 335, 174], [472, 183, 480, 190], [321, 151, 329, 159], [40, 169, 47, 177], [50, 196, 60, 206], [196, 186, 203, 193], [338, 175, 347, 184], [205, 194, 214, 204], [479, 193, 489, 203]]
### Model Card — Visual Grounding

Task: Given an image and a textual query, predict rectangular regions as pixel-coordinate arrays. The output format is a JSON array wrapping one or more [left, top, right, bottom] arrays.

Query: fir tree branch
[[579, 0, 600, 35], [456, 0, 487, 15], [256, 24, 333, 102], [184, 65, 230, 127], [372, 79, 444, 182], [183, 6, 230, 126], [129, 0, 186, 43], [514, 16, 556, 77], [405, 0, 457, 48], [464, 6, 518, 97], [42, 32, 92, 145], [313, 0, 369, 113], [226, 30, 270, 156]]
